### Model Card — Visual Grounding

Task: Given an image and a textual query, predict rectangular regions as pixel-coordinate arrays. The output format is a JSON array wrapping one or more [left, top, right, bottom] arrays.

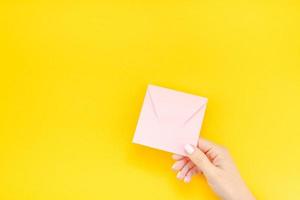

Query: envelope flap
[[148, 85, 207, 125]]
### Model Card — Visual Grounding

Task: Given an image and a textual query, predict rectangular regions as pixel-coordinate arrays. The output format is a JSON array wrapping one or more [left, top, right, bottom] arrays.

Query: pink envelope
[[133, 85, 207, 155]]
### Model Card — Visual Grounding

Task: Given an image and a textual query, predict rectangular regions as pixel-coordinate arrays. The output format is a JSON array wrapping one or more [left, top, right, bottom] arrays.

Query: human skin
[[172, 138, 255, 200]]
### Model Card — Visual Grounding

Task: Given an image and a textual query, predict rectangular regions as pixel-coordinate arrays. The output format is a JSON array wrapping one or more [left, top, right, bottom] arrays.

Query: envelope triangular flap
[[148, 85, 207, 125]]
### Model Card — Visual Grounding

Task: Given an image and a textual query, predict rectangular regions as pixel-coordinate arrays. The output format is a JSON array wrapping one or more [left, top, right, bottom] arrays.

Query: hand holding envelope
[[132, 90, 256, 200], [133, 85, 207, 155]]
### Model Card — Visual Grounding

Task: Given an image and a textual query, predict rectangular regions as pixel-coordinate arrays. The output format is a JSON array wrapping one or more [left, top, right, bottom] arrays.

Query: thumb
[[184, 144, 216, 177]]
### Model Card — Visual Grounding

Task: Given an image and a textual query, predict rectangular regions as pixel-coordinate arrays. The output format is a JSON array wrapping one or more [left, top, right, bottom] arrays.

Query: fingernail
[[171, 164, 177, 170], [176, 171, 183, 179], [184, 176, 191, 183], [184, 144, 195, 154]]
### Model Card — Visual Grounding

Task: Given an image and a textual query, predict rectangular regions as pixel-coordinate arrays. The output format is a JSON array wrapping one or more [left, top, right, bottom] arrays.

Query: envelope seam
[[183, 103, 206, 126], [147, 90, 160, 120]]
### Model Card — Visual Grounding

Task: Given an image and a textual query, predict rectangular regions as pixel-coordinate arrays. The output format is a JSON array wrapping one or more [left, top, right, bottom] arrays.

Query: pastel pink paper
[[133, 85, 207, 155]]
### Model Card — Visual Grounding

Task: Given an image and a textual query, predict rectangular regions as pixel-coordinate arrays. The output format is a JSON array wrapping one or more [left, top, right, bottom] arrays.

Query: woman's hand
[[172, 138, 255, 200]]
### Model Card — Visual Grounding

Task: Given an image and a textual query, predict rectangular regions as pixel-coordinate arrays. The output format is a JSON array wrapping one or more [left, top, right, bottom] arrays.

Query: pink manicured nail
[[176, 171, 183, 179], [184, 144, 195, 154], [171, 164, 177, 170], [184, 176, 191, 183]]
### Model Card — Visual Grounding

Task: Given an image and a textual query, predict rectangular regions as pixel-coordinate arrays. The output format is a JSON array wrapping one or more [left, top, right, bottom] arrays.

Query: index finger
[[198, 138, 218, 153], [172, 154, 184, 160]]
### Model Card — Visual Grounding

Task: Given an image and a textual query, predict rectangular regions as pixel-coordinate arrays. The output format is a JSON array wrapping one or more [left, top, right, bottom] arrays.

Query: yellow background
[[1, 1, 300, 199]]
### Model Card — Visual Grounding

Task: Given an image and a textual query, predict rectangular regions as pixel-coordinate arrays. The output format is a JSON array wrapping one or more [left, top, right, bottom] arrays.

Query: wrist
[[228, 188, 255, 200]]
